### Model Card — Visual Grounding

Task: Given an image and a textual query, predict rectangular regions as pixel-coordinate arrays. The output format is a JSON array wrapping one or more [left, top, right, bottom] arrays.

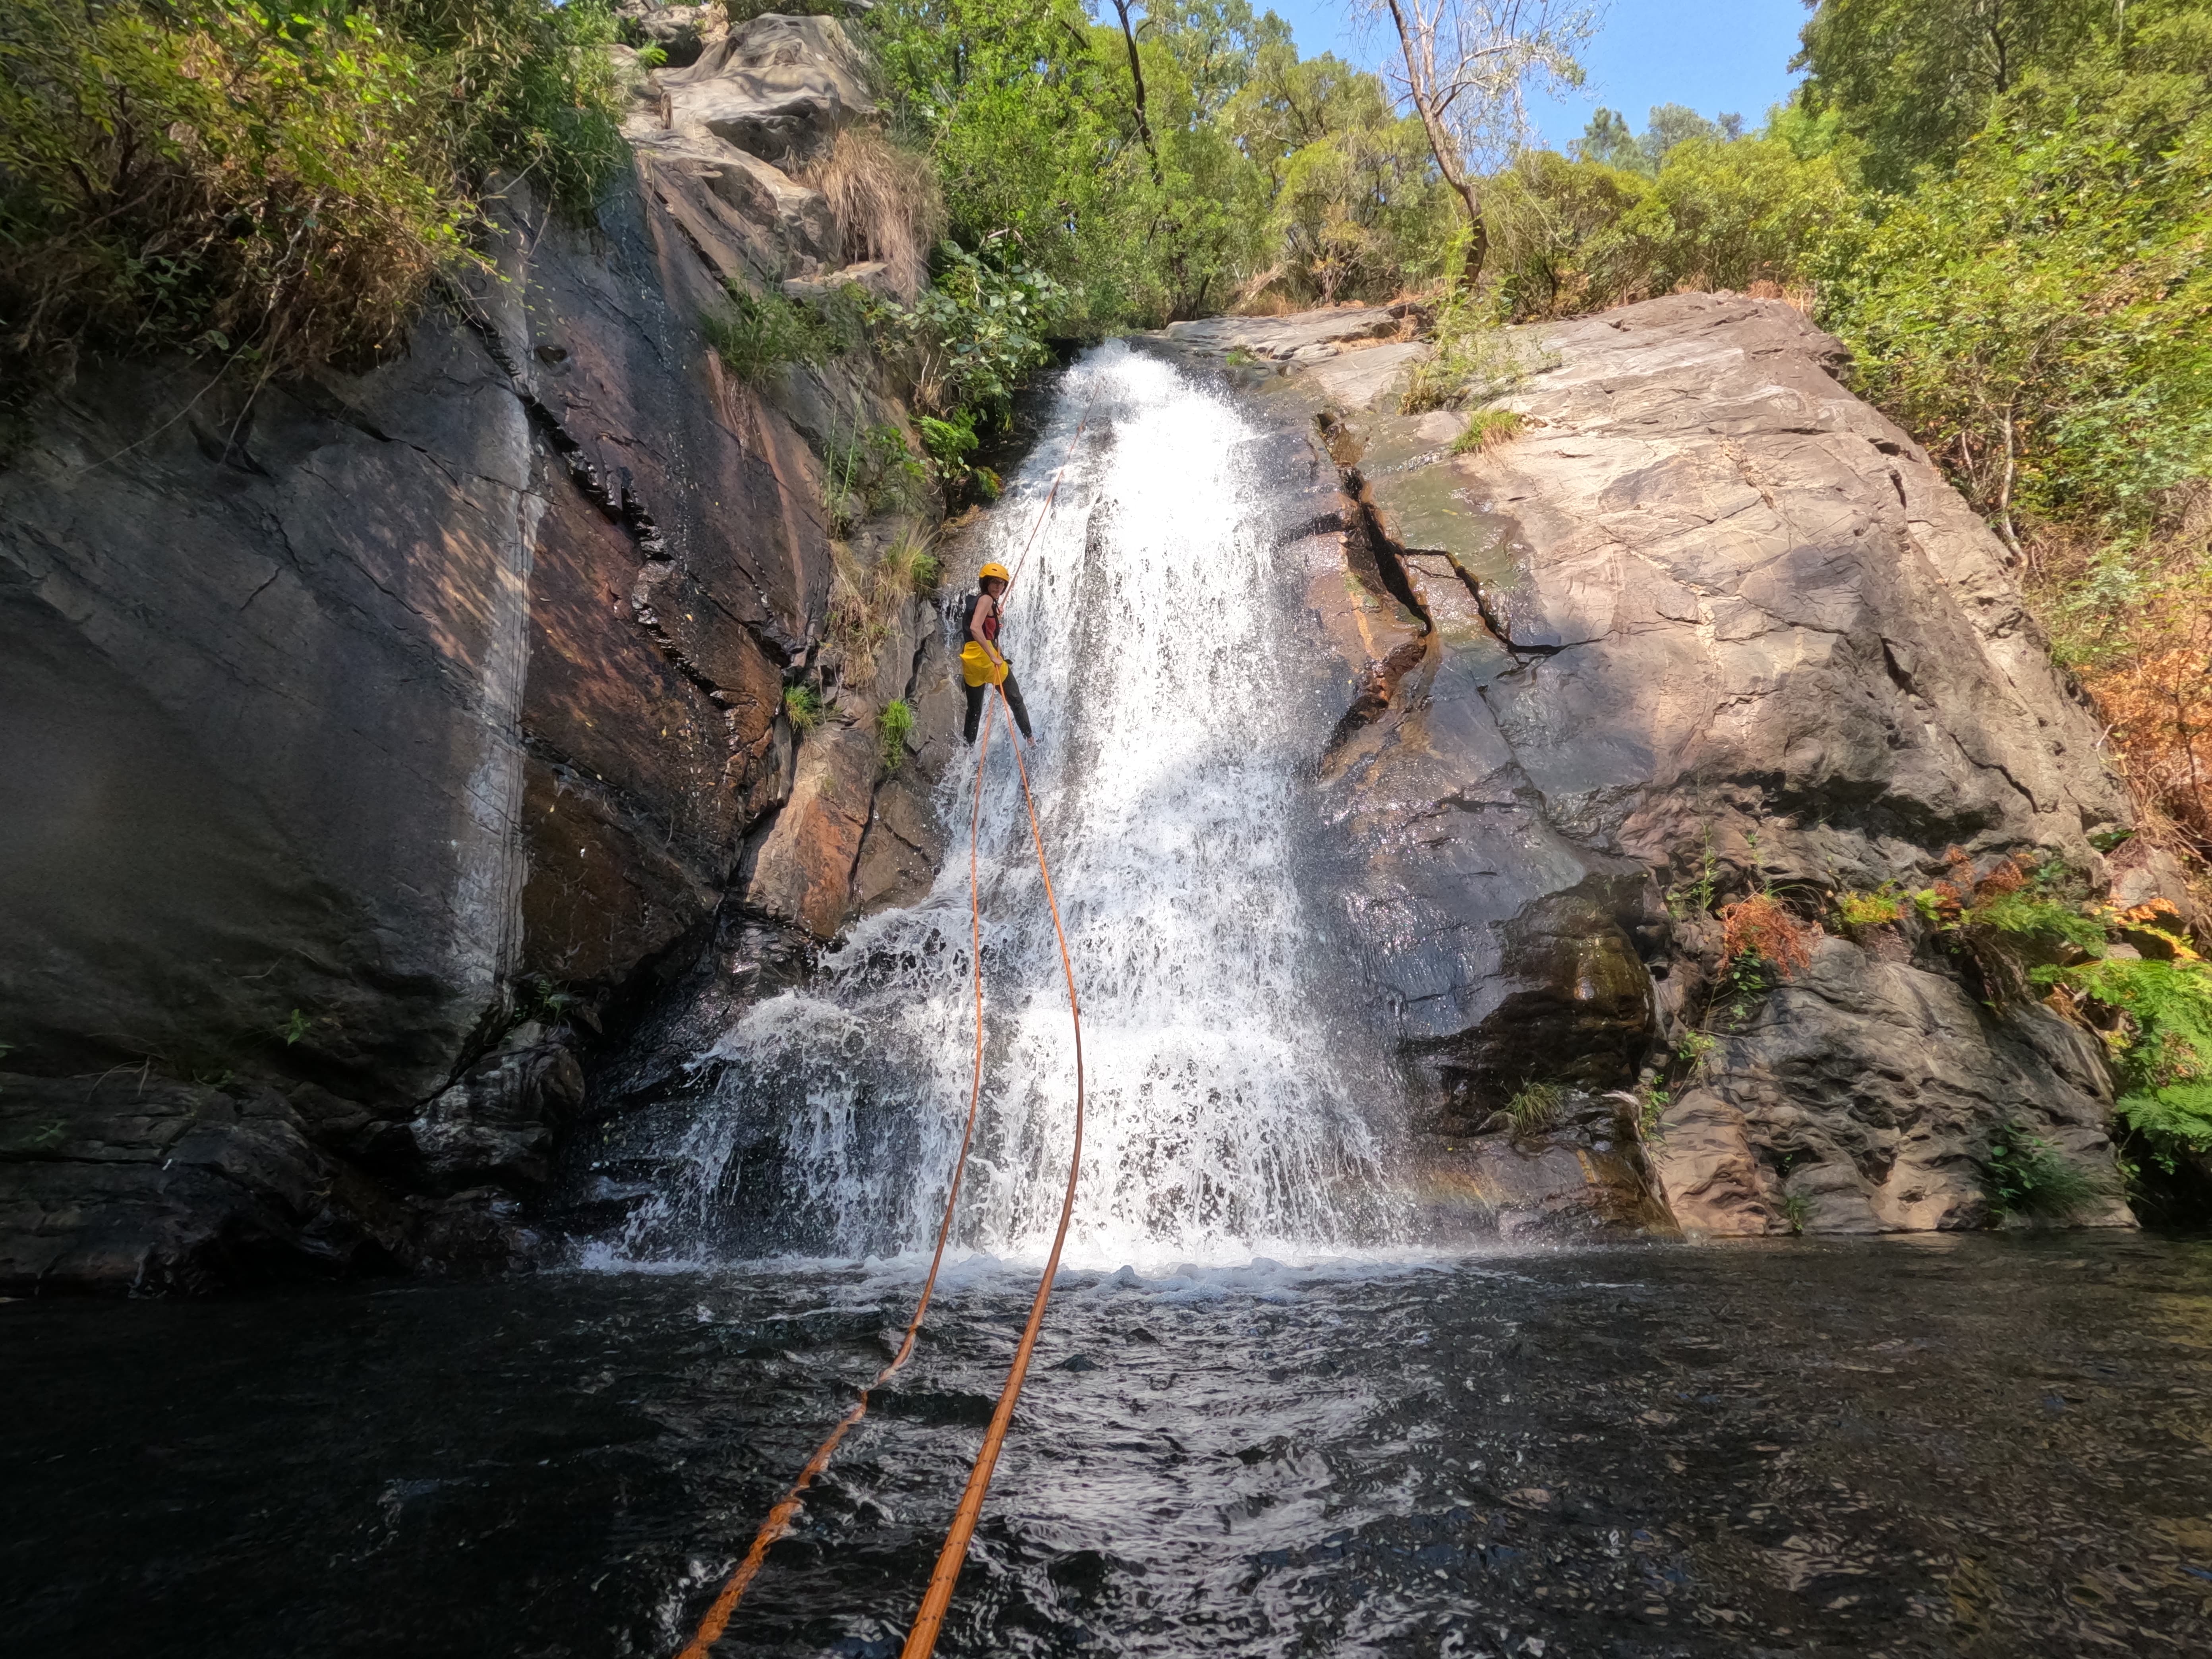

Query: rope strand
[[897, 682, 1086, 1659], [675, 371, 1098, 1657]]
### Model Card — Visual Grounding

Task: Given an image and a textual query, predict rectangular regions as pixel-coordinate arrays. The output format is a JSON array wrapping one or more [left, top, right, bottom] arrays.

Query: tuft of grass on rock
[[877, 698, 914, 772], [1983, 1121, 2101, 1220], [1504, 1081, 1564, 1140], [1451, 408, 1526, 454], [784, 684, 824, 730]]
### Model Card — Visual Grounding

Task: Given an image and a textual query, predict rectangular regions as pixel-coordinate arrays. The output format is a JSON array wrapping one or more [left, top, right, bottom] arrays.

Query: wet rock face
[[1197, 292, 2169, 1236], [0, 22, 950, 1291]]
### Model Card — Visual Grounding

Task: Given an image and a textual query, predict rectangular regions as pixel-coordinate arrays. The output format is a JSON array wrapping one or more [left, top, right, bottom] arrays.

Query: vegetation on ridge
[[0, 0, 624, 401]]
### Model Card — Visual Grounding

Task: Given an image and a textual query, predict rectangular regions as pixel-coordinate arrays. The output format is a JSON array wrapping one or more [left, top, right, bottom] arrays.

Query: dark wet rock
[[388, 1024, 588, 1199], [1411, 1091, 1676, 1242], [1221, 291, 2164, 1234], [0, 1073, 373, 1293], [0, 20, 957, 1290], [1654, 937, 2131, 1235]]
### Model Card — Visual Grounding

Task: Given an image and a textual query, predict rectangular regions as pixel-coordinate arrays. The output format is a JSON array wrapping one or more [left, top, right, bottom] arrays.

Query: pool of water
[[6, 1234, 2211, 1657]]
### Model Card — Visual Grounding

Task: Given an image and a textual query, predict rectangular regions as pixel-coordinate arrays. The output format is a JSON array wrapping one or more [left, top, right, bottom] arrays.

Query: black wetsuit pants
[[963, 668, 1033, 744]]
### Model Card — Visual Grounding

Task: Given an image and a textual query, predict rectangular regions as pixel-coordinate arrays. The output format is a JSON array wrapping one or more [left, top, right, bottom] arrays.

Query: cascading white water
[[616, 343, 1402, 1269]]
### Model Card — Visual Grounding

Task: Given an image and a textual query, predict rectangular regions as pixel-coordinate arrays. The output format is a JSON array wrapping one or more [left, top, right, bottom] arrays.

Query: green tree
[[1819, 36, 2212, 552], [1794, 0, 2118, 187]]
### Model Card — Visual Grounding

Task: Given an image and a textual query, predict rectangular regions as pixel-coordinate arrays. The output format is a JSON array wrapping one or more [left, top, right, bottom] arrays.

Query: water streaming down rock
[[617, 344, 1403, 1268]]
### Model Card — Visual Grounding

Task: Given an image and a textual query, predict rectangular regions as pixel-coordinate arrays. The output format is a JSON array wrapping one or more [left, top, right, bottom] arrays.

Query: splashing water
[[614, 343, 1402, 1270]]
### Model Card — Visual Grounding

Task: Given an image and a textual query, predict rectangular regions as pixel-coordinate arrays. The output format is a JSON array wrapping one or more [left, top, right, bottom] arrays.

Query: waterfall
[[613, 343, 1401, 1270]]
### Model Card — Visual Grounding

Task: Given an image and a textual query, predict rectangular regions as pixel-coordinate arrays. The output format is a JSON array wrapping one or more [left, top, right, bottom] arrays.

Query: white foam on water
[[609, 343, 1404, 1273]]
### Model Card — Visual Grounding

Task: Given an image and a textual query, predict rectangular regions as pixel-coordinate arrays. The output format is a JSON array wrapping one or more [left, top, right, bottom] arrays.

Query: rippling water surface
[[8, 1234, 2211, 1657]]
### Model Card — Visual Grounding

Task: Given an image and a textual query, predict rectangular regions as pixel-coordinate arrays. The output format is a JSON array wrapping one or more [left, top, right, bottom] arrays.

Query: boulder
[[660, 14, 876, 170], [1226, 292, 2140, 1233], [0, 1073, 375, 1293]]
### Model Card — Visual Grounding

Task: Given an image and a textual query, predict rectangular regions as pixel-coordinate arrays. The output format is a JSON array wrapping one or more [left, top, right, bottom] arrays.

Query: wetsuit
[[959, 590, 1033, 744]]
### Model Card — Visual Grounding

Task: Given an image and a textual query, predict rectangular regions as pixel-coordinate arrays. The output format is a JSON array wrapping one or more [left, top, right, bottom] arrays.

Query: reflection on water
[[6, 1234, 2211, 1656]]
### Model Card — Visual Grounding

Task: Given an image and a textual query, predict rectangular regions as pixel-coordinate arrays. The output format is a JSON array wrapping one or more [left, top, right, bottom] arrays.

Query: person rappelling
[[960, 561, 1034, 745]]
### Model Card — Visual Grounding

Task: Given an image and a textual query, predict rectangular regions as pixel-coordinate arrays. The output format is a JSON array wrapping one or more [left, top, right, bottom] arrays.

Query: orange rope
[[675, 377, 1098, 1657], [673, 709, 1001, 1659], [897, 682, 1086, 1659]]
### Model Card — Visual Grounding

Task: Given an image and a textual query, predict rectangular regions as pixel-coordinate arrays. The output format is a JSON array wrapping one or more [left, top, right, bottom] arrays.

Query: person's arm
[[969, 593, 1007, 671]]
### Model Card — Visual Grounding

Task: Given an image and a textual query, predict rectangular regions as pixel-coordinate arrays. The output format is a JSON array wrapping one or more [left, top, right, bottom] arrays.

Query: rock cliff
[[0, 15, 959, 1292], [1170, 293, 2195, 1239]]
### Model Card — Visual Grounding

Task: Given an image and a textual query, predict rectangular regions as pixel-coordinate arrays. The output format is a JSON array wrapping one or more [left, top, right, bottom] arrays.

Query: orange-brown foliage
[[1719, 892, 1817, 978], [2024, 500, 2212, 868]]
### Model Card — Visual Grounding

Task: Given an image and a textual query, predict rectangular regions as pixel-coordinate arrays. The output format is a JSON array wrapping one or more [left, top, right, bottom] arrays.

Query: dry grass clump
[[821, 525, 938, 692], [797, 126, 942, 299]]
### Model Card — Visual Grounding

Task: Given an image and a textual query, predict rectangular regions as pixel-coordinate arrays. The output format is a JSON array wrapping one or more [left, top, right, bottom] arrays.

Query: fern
[[2116, 1084, 2212, 1156], [1971, 888, 2108, 953], [2042, 955, 2212, 1164]]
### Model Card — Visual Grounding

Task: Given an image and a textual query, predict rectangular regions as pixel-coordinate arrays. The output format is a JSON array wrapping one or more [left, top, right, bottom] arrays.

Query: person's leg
[[999, 669, 1034, 742], [963, 680, 985, 744]]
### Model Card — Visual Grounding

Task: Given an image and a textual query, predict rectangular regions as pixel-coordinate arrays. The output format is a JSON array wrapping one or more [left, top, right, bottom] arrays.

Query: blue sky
[[1257, 0, 1812, 150]]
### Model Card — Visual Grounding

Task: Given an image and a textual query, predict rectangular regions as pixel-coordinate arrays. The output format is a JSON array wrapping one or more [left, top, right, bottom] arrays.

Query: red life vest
[[963, 590, 1001, 646]]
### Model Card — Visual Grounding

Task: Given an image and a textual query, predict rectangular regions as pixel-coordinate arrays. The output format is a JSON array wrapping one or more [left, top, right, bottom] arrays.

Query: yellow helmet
[[977, 562, 1011, 585]]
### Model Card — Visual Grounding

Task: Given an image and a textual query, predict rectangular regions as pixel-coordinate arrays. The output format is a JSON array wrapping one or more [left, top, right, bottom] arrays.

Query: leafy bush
[[876, 697, 914, 771], [1982, 1120, 2102, 1220], [881, 243, 1065, 423], [0, 0, 624, 392], [1400, 267, 1547, 413], [703, 282, 857, 383], [1483, 125, 1850, 321], [822, 419, 928, 536], [380, 0, 625, 220], [1820, 59, 2212, 559], [914, 409, 980, 491]]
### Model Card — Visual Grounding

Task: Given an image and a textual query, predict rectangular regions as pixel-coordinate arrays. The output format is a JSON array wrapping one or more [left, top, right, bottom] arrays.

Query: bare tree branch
[[1357, 0, 1597, 288]]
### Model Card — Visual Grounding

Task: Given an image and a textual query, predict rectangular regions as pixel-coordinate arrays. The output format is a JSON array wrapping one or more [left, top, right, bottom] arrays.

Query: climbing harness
[[675, 387, 1098, 1657]]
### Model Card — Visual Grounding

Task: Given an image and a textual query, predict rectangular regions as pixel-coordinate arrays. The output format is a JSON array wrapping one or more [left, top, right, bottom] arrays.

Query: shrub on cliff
[[1483, 120, 1852, 320], [0, 0, 623, 394]]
